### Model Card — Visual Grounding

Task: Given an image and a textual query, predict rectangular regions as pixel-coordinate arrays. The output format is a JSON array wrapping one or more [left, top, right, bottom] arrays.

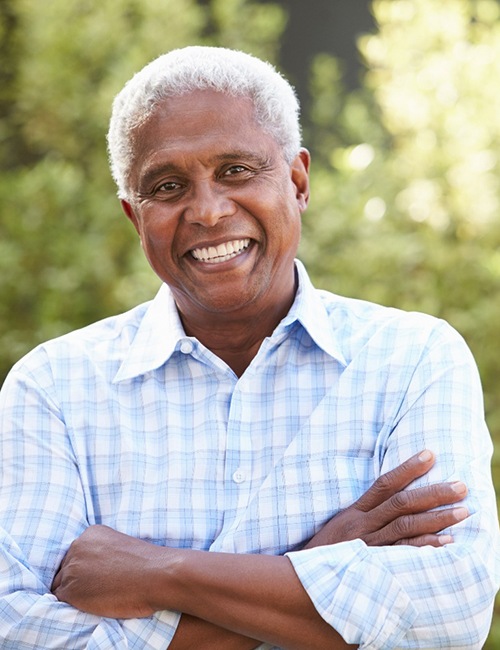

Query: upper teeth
[[191, 239, 250, 264]]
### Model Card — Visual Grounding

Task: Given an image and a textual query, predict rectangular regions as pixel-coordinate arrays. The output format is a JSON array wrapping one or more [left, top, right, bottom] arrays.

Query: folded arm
[[51, 322, 500, 649], [51, 451, 468, 650], [0, 364, 181, 649]]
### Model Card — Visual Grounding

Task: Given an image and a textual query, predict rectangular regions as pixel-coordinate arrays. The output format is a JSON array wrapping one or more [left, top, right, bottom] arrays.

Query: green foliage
[[298, 1, 500, 643], [0, 0, 286, 380], [301, 0, 500, 470]]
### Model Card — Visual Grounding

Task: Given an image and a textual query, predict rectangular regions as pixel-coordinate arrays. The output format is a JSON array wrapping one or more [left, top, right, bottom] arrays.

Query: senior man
[[0, 46, 499, 649]]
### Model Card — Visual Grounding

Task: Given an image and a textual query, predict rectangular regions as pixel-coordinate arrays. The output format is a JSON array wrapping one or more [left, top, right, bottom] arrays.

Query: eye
[[158, 181, 183, 192], [226, 165, 246, 174], [221, 164, 254, 179]]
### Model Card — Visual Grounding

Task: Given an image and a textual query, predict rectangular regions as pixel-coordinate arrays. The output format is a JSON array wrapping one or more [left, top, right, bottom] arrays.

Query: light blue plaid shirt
[[0, 261, 498, 649]]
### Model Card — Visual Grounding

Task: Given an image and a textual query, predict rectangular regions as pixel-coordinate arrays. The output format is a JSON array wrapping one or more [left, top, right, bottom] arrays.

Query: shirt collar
[[113, 283, 186, 382], [114, 260, 347, 382], [281, 260, 347, 367]]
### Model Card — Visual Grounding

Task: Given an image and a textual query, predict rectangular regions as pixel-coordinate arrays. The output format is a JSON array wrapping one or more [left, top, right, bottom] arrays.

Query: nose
[[183, 180, 235, 227]]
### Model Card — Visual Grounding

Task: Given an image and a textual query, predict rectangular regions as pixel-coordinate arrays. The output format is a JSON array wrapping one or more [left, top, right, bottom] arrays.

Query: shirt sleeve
[[0, 351, 180, 649], [286, 320, 500, 649]]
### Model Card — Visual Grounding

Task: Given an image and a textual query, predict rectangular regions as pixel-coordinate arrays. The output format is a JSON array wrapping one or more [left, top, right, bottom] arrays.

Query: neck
[[179, 290, 296, 378]]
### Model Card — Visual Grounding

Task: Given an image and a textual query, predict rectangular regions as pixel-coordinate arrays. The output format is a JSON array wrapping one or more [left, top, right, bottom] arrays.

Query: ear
[[290, 148, 311, 213], [121, 199, 141, 236]]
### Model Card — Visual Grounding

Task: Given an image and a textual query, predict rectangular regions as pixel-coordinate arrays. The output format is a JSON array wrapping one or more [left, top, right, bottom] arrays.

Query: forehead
[[130, 90, 279, 170]]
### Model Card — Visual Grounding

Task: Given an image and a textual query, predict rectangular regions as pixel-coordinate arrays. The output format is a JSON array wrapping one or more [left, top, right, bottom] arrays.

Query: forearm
[[169, 614, 261, 650], [152, 548, 355, 650], [50, 449, 474, 648], [288, 532, 499, 648]]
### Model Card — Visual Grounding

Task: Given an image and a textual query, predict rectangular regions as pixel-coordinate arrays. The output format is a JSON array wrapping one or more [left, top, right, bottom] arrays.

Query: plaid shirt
[[0, 261, 498, 649]]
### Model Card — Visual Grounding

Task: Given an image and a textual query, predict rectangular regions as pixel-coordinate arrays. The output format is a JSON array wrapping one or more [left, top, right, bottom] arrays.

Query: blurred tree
[[298, 2, 500, 642], [277, 0, 374, 119], [301, 0, 500, 470], [0, 0, 286, 380]]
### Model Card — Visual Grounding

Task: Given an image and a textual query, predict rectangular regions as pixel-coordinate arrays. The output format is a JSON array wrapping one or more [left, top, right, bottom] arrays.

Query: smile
[[190, 239, 251, 264]]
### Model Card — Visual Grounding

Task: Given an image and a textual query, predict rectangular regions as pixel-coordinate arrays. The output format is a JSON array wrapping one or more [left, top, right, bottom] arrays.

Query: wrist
[[144, 546, 187, 613]]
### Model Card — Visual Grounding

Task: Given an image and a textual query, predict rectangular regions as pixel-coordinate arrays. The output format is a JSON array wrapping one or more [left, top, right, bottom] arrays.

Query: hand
[[51, 525, 163, 618], [304, 449, 468, 549]]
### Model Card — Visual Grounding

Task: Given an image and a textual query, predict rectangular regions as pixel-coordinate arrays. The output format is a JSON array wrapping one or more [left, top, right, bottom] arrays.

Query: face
[[122, 90, 310, 326]]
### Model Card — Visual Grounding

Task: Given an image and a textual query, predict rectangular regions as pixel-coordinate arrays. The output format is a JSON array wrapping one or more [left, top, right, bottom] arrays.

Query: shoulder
[[316, 288, 468, 364], [6, 300, 152, 387]]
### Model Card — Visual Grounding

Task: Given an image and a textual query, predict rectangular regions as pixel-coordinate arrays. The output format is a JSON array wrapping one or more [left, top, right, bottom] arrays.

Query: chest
[[63, 347, 397, 553]]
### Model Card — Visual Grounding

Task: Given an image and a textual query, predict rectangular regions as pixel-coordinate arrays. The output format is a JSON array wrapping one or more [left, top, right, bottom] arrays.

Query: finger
[[394, 533, 453, 548], [355, 450, 436, 512], [53, 584, 68, 604], [51, 568, 62, 592], [370, 481, 468, 528], [365, 506, 469, 546]]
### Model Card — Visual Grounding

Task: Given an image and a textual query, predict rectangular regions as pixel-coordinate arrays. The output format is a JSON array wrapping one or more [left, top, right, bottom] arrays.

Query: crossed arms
[[1, 320, 499, 648], [50, 452, 469, 650]]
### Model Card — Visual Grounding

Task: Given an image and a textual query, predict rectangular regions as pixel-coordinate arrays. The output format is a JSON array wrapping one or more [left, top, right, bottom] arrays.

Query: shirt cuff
[[286, 540, 417, 649]]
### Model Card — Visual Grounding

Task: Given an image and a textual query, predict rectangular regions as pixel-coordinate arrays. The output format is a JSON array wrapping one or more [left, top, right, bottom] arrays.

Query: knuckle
[[374, 468, 399, 490], [426, 484, 444, 500], [390, 491, 411, 512], [367, 473, 395, 502], [396, 534, 442, 548], [373, 472, 392, 492], [339, 511, 363, 539], [392, 515, 414, 537], [370, 460, 416, 497]]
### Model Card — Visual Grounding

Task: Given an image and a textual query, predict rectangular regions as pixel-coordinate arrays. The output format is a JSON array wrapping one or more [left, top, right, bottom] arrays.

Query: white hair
[[107, 46, 302, 199]]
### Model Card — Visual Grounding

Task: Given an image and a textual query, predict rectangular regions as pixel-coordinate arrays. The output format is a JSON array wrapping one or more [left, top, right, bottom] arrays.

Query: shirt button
[[180, 340, 193, 354], [232, 468, 246, 484]]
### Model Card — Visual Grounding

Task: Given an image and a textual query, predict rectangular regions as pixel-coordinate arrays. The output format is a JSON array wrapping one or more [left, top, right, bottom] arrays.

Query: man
[[0, 46, 498, 649]]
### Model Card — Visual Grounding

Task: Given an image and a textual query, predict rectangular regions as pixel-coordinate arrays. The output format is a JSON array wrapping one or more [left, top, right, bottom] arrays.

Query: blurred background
[[1, 0, 499, 644]]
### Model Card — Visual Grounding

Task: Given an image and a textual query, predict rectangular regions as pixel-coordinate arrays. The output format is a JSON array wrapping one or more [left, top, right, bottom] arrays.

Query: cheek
[[139, 228, 175, 270], [279, 213, 302, 259], [139, 212, 176, 247]]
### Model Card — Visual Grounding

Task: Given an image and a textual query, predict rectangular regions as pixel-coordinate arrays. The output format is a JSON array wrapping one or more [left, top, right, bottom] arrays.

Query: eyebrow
[[211, 151, 272, 166]]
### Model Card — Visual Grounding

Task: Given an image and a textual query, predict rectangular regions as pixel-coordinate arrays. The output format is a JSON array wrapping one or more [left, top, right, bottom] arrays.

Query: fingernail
[[439, 535, 453, 545], [418, 450, 433, 462], [453, 507, 469, 521], [451, 481, 467, 496]]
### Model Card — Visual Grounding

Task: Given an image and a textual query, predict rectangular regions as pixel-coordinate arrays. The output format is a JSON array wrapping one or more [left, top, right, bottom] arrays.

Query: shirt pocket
[[232, 454, 375, 555], [277, 452, 375, 519]]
